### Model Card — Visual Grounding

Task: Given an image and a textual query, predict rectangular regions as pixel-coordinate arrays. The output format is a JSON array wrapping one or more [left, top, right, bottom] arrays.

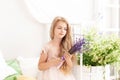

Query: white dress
[[40, 47, 75, 80], [41, 67, 75, 80]]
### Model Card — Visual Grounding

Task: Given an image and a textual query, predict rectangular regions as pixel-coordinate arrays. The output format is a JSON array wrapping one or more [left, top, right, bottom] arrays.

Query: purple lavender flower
[[61, 56, 65, 60], [60, 38, 86, 60], [69, 38, 86, 54]]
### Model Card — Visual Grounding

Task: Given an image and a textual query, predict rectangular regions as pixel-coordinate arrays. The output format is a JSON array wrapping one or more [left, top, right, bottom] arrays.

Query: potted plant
[[75, 29, 120, 80], [83, 29, 120, 66]]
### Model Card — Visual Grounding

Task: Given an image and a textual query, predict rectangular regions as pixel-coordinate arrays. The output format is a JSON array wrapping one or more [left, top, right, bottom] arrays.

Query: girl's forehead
[[56, 21, 67, 26]]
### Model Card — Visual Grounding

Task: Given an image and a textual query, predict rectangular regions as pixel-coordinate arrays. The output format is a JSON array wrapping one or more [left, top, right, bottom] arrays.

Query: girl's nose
[[62, 28, 65, 31], [61, 29, 65, 33]]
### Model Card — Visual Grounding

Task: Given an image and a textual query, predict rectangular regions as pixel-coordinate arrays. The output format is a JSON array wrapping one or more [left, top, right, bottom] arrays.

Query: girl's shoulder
[[41, 41, 51, 54]]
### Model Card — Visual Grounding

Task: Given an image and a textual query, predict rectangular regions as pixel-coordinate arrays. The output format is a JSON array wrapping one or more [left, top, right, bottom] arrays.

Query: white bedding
[[17, 56, 39, 79], [0, 51, 17, 80], [0, 50, 41, 80]]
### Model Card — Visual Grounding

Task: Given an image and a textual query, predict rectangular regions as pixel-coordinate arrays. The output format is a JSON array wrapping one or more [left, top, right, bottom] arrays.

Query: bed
[[0, 51, 40, 80]]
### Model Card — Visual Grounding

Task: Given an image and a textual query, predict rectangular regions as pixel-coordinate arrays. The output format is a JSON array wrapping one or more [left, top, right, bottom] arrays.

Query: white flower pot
[[73, 65, 110, 80]]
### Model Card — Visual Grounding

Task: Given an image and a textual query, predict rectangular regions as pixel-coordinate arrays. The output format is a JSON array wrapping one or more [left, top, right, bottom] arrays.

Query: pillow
[[6, 59, 22, 75], [4, 59, 22, 80], [4, 74, 18, 80], [0, 51, 17, 80], [17, 56, 39, 78], [0, 51, 6, 65]]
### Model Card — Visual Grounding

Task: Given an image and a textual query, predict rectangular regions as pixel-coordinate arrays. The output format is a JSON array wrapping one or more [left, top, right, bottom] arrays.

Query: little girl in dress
[[38, 16, 76, 80]]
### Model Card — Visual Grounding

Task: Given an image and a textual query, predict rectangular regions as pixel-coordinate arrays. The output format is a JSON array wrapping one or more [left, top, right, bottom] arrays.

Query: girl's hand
[[48, 57, 63, 67], [64, 52, 72, 61], [63, 52, 73, 68]]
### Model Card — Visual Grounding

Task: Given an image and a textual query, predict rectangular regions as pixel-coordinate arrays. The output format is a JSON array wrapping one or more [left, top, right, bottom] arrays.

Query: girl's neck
[[52, 38, 62, 47]]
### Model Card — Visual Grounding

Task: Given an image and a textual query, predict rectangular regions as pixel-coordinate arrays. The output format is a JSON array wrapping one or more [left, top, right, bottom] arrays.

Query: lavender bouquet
[[61, 38, 86, 60], [58, 38, 86, 68], [69, 38, 86, 54]]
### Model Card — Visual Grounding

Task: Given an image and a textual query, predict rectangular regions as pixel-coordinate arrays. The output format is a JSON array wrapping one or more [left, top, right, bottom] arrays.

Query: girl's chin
[[57, 36, 64, 39], [59, 35, 65, 38]]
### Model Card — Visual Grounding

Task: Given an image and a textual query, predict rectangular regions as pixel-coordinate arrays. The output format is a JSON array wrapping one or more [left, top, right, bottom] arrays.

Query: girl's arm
[[38, 50, 50, 70], [38, 50, 62, 71]]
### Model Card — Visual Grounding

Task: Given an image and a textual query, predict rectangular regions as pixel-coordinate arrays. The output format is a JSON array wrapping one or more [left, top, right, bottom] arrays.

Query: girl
[[38, 16, 76, 80]]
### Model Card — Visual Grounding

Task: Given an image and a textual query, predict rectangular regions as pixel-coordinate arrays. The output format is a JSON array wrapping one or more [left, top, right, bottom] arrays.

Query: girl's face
[[54, 21, 67, 39]]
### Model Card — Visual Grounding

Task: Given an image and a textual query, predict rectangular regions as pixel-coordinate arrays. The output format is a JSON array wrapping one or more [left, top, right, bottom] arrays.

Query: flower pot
[[73, 65, 110, 80]]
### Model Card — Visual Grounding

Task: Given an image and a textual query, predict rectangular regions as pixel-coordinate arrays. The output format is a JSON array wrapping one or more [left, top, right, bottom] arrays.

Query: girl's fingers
[[64, 53, 72, 59]]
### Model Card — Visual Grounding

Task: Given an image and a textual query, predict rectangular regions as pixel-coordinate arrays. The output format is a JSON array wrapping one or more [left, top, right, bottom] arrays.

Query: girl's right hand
[[48, 57, 63, 67]]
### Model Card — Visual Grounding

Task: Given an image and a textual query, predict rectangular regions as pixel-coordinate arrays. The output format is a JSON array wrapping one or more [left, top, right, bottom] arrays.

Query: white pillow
[[17, 56, 39, 78], [0, 51, 17, 80]]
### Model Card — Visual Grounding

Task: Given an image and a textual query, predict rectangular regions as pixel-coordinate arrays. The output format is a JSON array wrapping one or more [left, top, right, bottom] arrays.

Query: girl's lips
[[59, 33, 64, 35]]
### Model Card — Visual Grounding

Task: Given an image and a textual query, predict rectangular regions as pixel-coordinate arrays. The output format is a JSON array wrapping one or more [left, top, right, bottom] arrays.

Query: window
[[95, 0, 120, 35]]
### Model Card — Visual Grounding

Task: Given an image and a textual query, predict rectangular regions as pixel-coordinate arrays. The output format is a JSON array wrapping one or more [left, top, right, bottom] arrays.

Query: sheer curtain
[[94, 0, 120, 36]]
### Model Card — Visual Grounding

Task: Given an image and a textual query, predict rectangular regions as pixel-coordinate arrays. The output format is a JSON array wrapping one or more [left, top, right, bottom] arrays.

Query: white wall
[[0, 0, 95, 60], [24, 0, 94, 24], [0, 0, 49, 59]]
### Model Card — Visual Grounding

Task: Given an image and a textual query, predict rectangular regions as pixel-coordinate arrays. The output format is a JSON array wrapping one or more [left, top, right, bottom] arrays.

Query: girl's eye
[[64, 28, 67, 30], [58, 27, 62, 29], [57, 27, 67, 30]]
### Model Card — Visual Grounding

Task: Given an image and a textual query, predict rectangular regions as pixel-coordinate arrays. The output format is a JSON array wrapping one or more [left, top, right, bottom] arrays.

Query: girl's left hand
[[64, 52, 72, 59], [63, 52, 72, 65]]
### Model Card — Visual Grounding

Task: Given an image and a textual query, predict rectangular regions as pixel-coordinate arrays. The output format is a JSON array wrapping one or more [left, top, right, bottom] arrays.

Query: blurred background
[[0, 0, 119, 60]]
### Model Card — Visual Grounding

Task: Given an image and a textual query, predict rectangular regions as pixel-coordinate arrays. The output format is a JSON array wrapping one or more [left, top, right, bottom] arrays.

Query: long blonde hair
[[50, 16, 76, 74]]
